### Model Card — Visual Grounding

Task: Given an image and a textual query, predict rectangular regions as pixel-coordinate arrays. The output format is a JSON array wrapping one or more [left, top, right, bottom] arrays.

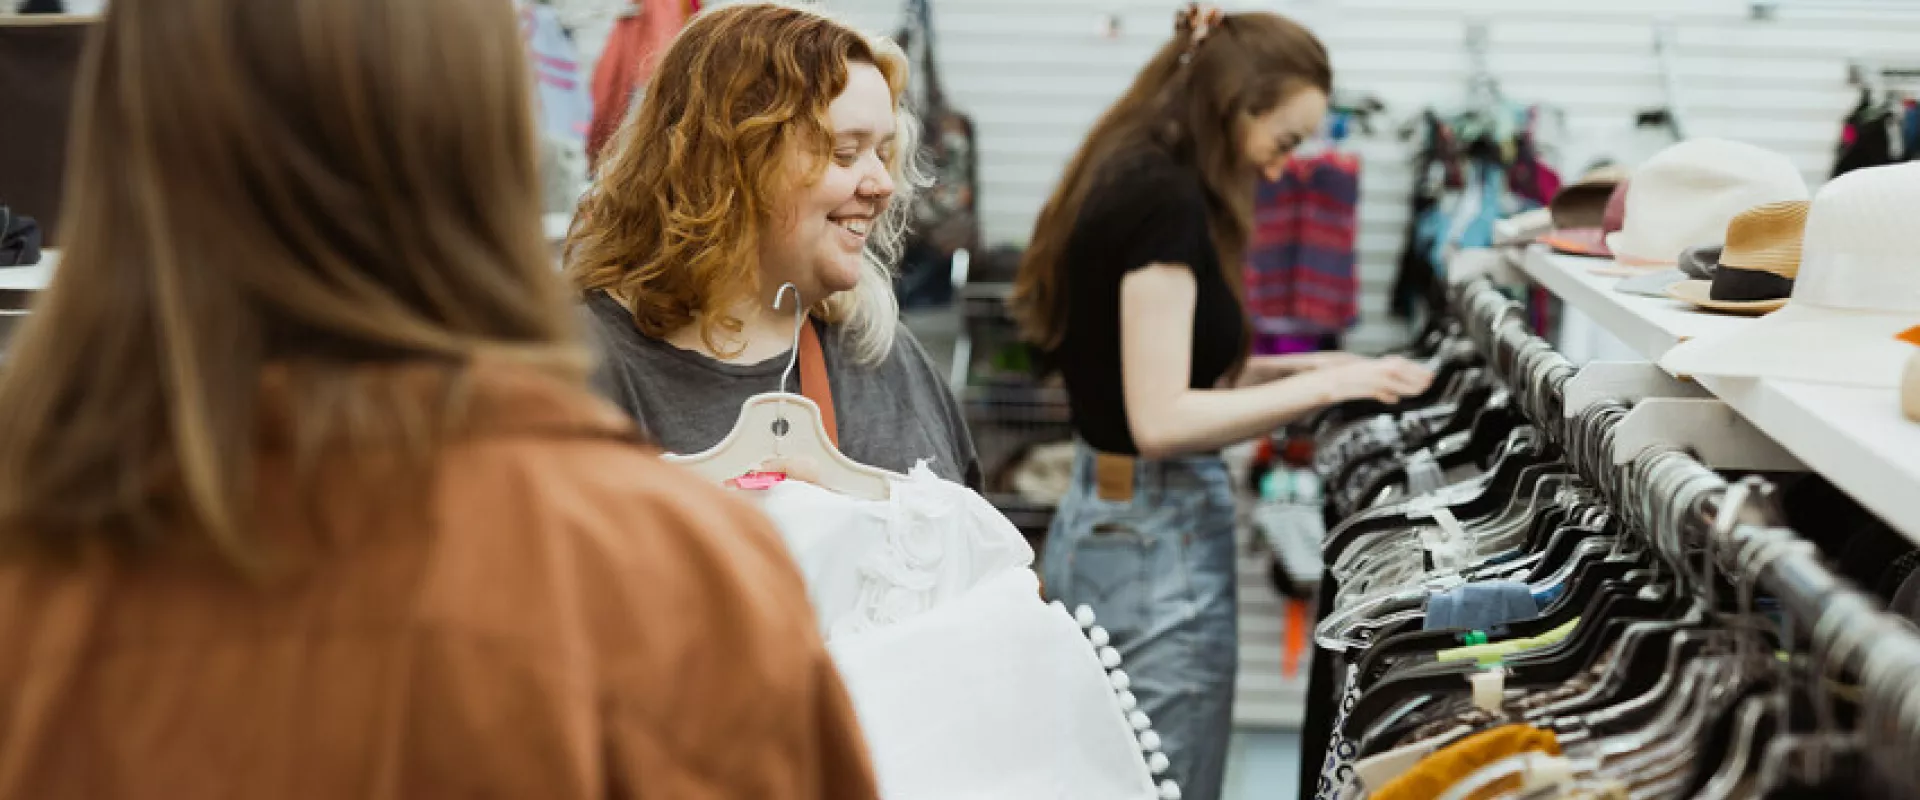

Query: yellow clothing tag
[[1436, 617, 1581, 665]]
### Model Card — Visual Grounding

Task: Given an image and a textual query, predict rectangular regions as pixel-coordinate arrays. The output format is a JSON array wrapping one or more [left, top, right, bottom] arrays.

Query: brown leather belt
[[1094, 451, 1137, 502]]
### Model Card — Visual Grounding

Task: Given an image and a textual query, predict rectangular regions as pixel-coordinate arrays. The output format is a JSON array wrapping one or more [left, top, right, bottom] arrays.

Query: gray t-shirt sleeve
[[579, 292, 979, 488], [891, 324, 982, 490], [580, 301, 657, 440]]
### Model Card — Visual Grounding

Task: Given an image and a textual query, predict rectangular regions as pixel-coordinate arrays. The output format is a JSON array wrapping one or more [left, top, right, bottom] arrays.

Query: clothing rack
[[1448, 275, 1920, 795]]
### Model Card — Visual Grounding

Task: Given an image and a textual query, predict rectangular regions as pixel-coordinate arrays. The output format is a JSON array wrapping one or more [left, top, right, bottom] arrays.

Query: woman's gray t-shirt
[[583, 291, 981, 488]]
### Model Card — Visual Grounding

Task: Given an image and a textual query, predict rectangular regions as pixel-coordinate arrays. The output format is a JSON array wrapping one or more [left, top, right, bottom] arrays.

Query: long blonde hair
[[0, 0, 580, 568], [566, 2, 922, 365]]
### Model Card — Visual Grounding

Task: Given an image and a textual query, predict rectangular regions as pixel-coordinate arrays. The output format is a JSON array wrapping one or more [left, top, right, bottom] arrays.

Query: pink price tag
[[727, 471, 788, 491]]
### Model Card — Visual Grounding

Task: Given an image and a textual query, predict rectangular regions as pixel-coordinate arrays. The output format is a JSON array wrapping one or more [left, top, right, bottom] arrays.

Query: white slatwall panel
[[799, 0, 1920, 350]]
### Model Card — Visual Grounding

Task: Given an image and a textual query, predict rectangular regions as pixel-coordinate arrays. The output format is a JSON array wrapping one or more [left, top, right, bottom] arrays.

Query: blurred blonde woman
[[569, 3, 980, 487], [0, 0, 876, 797]]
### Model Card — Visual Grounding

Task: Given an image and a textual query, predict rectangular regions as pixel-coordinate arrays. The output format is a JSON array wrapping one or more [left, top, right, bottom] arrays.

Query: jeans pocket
[[1063, 524, 1155, 639]]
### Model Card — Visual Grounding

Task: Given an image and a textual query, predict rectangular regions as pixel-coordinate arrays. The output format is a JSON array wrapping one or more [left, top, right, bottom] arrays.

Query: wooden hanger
[[664, 283, 894, 500]]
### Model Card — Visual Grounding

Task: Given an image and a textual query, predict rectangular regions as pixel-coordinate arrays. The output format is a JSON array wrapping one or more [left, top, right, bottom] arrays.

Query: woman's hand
[[1239, 351, 1365, 385], [1309, 356, 1435, 404], [1119, 265, 1435, 457]]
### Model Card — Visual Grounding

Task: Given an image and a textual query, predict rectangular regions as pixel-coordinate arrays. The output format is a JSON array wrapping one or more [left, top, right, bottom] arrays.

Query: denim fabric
[[1041, 442, 1239, 800], [1423, 580, 1541, 631]]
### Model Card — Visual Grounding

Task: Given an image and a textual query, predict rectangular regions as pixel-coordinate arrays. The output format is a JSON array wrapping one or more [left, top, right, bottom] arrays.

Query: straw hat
[[1664, 200, 1810, 315], [1604, 138, 1808, 270], [1660, 162, 1920, 387]]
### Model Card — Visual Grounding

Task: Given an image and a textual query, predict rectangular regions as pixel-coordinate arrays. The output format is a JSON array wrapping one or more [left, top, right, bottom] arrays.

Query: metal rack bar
[[1447, 276, 1920, 794]]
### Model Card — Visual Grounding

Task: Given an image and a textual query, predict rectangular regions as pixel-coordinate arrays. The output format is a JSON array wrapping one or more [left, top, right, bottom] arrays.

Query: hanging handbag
[[893, 0, 980, 310], [0, 206, 42, 268]]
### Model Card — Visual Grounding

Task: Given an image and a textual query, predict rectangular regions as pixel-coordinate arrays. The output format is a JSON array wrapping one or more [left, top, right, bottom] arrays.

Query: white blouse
[[757, 464, 1168, 800]]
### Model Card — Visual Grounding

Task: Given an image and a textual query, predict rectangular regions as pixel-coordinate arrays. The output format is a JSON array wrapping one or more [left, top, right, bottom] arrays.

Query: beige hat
[[1605, 138, 1809, 269], [1664, 200, 1810, 315], [1660, 162, 1920, 387]]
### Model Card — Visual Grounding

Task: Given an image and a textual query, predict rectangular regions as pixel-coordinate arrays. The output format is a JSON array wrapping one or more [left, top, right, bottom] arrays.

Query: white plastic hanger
[[664, 283, 895, 500]]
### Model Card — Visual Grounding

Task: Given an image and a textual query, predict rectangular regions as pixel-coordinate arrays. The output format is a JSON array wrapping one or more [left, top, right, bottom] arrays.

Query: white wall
[[805, 0, 1920, 348]]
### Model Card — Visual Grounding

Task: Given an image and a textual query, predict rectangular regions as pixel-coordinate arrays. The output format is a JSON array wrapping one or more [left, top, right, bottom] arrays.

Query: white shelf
[[1516, 244, 1920, 545], [1697, 376, 1920, 541], [1518, 245, 1749, 364], [0, 249, 55, 292]]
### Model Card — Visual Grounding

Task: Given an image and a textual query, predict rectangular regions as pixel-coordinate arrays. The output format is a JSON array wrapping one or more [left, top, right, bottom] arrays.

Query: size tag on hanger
[[1403, 482, 1478, 520], [1468, 666, 1508, 713], [726, 471, 788, 491], [1418, 505, 1473, 572], [1404, 449, 1447, 496]]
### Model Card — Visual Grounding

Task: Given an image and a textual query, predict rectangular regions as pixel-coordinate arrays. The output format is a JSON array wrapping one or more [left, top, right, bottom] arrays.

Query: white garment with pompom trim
[[759, 464, 1161, 800]]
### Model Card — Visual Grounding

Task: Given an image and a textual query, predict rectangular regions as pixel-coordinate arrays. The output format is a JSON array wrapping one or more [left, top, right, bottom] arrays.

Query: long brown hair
[[1012, 11, 1331, 352], [567, 3, 921, 365], [0, 0, 579, 568]]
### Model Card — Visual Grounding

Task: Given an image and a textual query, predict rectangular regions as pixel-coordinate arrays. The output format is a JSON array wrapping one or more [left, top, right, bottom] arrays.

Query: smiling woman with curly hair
[[568, 2, 980, 487]]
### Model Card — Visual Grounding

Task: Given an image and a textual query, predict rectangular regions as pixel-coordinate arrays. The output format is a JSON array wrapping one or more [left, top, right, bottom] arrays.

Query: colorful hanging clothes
[[519, 1, 594, 145], [1390, 109, 1559, 322], [1246, 151, 1362, 338], [1371, 724, 1561, 800], [1833, 90, 1920, 178], [585, 0, 698, 166]]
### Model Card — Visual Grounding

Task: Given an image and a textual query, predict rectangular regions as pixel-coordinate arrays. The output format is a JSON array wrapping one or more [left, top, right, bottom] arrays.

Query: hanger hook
[[775, 282, 804, 396]]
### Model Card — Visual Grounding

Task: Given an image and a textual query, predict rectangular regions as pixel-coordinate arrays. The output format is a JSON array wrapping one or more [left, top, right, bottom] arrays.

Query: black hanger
[[1521, 516, 1617, 584], [1635, 107, 1674, 129], [1318, 379, 1493, 496], [1322, 438, 1557, 566], [1339, 567, 1650, 738], [1336, 569, 1664, 742], [1338, 403, 1530, 521], [1506, 570, 1683, 689], [1576, 626, 1724, 739], [1431, 384, 1497, 440]]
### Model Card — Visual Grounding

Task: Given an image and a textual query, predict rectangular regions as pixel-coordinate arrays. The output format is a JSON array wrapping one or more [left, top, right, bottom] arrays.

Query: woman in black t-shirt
[[1010, 8, 1432, 799]]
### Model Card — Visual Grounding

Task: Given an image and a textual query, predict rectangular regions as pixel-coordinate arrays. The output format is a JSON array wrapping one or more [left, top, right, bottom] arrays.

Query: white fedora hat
[[1605, 138, 1809, 269], [1660, 161, 1920, 387]]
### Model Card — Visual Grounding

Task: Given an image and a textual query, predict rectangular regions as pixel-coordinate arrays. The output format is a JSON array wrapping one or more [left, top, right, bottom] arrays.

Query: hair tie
[[1176, 3, 1225, 65]]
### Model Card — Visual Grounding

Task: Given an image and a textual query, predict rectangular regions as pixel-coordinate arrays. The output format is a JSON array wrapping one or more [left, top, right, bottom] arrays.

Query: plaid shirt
[[1248, 152, 1362, 335]]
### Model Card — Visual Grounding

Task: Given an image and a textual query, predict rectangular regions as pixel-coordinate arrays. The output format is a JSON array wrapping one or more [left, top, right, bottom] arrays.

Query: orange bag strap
[[797, 321, 839, 448]]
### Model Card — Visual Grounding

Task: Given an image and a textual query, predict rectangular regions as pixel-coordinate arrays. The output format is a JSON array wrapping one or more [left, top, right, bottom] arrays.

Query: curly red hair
[[566, 3, 919, 363]]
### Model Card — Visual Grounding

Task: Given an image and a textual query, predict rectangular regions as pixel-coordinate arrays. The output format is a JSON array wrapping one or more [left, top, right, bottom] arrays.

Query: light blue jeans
[[1041, 442, 1239, 800]]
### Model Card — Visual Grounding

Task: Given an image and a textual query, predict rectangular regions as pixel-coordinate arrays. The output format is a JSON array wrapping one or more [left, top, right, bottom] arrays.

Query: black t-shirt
[[1052, 146, 1246, 455]]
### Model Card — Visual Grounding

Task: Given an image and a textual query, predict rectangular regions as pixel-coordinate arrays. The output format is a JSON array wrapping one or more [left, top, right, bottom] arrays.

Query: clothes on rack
[[1296, 280, 1920, 800], [585, 0, 698, 166], [518, 0, 594, 145], [1833, 88, 1920, 178], [1247, 151, 1361, 339], [1390, 108, 1561, 323], [758, 463, 1168, 800]]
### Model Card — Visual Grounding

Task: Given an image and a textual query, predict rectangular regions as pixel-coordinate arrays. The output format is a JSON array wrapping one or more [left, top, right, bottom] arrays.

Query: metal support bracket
[[1612, 398, 1807, 471], [1563, 361, 1711, 418]]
